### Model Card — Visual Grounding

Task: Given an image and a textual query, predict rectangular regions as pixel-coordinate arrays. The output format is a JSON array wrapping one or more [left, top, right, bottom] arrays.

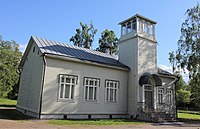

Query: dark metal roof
[[157, 68, 175, 76], [139, 72, 162, 86], [31, 36, 128, 69]]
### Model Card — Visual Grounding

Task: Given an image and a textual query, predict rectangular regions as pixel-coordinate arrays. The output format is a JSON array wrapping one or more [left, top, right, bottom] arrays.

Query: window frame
[[58, 74, 78, 101], [83, 77, 100, 102], [105, 79, 119, 103], [167, 89, 173, 104], [157, 88, 164, 104]]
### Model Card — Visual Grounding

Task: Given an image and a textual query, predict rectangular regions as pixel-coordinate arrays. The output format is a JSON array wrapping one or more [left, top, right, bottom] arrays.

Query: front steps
[[137, 111, 177, 122]]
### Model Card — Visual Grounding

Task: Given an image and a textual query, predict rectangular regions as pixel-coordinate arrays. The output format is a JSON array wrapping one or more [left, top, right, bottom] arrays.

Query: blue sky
[[0, 0, 199, 81]]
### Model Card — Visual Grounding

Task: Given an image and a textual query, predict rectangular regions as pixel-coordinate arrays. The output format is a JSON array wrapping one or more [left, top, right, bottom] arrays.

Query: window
[[58, 74, 77, 100], [105, 80, 119, 103], [33, 46, 35, 53], [127, 22, 132, 33], [157, 88, 164, 104], [167, 89, 173, 104], [139, 19, 144, 32], [122, 24, 126, 35], [132, 19, 137, 30], [84, 77, 100, 101]]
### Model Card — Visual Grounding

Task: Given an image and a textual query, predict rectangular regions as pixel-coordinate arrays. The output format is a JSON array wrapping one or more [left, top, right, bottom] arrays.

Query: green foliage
[[177, 89, 191, 105], [169, 3, 200, 78], [189, 74, 200, 107], [169, 3, 200, 107], [70, 22, 97, 49], [48, 119, 145, 125], [0, 35, 22, 99], [175, 72, 187, 90], [96, 29, 119, 54], [174, 73, 191, 107]]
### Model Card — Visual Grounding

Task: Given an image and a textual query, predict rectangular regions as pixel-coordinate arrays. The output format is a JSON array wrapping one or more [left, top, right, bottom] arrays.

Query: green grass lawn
[[178, 112, 200, 119], [48, 119, 145, 126], [0, 98, 17, 108], [178, 111, 200, 123]]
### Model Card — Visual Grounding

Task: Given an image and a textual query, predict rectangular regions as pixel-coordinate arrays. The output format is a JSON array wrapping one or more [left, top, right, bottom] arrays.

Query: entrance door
[[144, 85, 153, 109], [144, 78, 154, 110]]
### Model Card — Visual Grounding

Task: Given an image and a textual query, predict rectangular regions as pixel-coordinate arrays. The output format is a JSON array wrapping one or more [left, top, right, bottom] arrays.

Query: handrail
[[156, 103, 175, 113], [138, 102, 175, 113]]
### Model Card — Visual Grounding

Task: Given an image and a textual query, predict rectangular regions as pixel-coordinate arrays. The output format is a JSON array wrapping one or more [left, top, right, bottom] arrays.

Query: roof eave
[[19, 36, 35, 68], [158, 73, 177, 79], [45, 53, 129, 71], [119, 14, 157, 25]]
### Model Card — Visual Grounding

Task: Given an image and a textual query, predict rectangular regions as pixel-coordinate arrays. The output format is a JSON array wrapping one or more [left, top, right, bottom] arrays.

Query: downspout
[[174, 76, 180, 120], [16, 67, 23, 105], [38, 54, 47, 119]]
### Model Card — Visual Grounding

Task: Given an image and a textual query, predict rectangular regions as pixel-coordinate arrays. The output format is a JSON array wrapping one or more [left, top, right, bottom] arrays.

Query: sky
[[1, 0, 199, 82]]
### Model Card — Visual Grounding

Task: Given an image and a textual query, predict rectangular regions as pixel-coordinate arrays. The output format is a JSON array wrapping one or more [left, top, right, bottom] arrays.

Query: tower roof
[[119, 14, 157, 25]]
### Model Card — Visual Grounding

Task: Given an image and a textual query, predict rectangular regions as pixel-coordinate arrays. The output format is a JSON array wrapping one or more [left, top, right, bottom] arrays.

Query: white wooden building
[[17, 14, 178, 121]]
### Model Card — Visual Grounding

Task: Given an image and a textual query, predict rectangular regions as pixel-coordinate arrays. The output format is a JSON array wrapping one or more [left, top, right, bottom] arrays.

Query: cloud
[[19, 44, 27, 52], [159, 64, 189, 83]]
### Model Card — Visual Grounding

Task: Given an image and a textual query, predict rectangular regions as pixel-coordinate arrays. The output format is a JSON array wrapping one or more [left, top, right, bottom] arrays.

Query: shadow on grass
[[178, 118, 200, 124], [0, 108, 34, 120], [0, 104, 16, 108]]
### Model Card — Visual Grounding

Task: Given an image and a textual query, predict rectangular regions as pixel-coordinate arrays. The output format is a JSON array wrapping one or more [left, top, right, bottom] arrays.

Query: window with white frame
[[58, 74, 77, 100], [157, 88, 164, 104], [167, 89, 173, 104], [84, 77, 100, 101], [105, 80, 119, 103]]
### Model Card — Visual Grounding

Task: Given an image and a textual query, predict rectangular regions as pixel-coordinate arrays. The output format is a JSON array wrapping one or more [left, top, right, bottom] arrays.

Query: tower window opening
[[122, 24, 126, 35], [127, 22, 132, 33], [139, 19, 144, 32], [132, 19, 136, 30], [138, 18, 154, 36]]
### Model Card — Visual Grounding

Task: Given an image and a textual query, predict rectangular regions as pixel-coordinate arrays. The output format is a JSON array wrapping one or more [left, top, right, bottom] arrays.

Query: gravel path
[[0, 108, 200, 129], [0, 119, 200, 129]]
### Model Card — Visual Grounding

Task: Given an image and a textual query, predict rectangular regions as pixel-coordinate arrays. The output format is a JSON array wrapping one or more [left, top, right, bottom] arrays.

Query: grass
[[47, 119, 145, 126], [0, 108, 33, 120], [178, 112, 200, 119], [178, 111, 200, 124], [0, 98, 17, 108]]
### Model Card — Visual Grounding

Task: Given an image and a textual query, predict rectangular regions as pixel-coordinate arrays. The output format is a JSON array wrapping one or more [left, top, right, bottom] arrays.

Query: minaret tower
[[118, 14, 157, 115]]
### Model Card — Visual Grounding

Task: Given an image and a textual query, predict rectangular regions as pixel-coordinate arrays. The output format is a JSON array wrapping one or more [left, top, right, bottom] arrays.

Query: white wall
[[138, 37, 157, 75], [159, 76, 176, 107], [41, 57, 128, 115], [17, 42, 44, 114], [119, 32, 138, 115], [118, 30, 157, 115]]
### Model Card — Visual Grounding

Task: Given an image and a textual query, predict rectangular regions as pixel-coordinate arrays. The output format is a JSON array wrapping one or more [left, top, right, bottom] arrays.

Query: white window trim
[[58, 74, 77, 101], [157, 88, 164, 104], [83, 77, 100, 102], [167, 89, 173, 104], [105, 80, 119, 103]]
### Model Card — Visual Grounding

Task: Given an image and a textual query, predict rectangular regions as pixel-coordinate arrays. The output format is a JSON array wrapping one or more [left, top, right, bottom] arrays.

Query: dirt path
[[0, 119, 200, 129], [0, 108, 200, 129]]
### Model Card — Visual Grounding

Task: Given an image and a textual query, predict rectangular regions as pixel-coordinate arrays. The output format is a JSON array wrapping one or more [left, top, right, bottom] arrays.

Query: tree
[[169, 3, 200, 78], [189, 75, 200, 107], [174, 72, 187, 90], [96, 29, 119, 54], [70, 22, 97, 49], [177, 89, 191, 109], [169, 3, 200, 107], [0, 35, 22, 99]]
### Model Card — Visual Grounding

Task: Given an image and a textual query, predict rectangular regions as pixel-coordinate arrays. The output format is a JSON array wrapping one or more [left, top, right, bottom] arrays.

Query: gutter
[[38, 54, 47, 119], [174, 76, 180, 120]]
